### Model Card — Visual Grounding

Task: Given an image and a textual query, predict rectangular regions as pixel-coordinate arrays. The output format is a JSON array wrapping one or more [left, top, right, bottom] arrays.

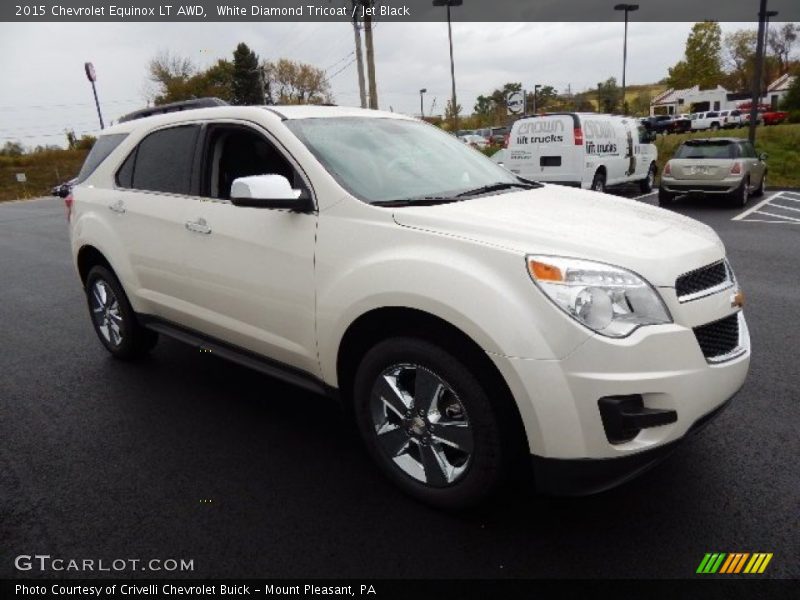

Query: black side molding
[[598, 395, 678, 445], [138, 315, 332, 398]]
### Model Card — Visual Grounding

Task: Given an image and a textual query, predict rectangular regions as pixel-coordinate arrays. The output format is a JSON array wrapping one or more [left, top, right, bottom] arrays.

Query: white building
[[650, 75, 796, 116]]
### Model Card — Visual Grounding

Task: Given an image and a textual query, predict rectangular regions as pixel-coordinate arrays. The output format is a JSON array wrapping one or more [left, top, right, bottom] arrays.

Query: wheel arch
[[336, 306, 530, 461], [77, 244, 115, 285]]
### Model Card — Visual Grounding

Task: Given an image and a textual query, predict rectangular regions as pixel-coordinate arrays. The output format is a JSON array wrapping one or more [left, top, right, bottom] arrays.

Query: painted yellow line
[[758, 553, 773, 573]]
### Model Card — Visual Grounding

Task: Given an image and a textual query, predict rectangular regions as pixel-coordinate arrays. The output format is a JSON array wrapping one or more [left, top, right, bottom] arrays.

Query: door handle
[[109, 200, 126, 214], [185, 217, 211, 235]]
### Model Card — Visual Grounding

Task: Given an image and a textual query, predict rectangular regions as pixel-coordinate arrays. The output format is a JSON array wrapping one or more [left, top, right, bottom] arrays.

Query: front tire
[[353, 337, 509, 508], [85, 265, 158, 360], [640, 162, 657, 193], [591, 170, 606, 193]]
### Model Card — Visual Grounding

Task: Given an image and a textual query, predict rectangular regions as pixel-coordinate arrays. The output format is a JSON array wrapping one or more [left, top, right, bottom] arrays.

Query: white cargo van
[[505, 113, 658, 193]]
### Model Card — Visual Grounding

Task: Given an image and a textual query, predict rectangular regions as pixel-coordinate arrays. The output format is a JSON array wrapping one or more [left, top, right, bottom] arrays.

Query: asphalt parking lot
[[0, 193, 798, 580]]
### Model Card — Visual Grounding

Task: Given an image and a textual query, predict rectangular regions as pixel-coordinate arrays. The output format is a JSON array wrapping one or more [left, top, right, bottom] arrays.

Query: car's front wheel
[[85, 265, 158, 360], [353, 337, 509, 508], [640, 162, 657, 193]]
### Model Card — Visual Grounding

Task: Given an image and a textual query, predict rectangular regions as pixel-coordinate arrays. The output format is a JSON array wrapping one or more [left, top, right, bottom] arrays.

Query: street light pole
[[763, 9, 778, 103], [614, 4, 639, 115], [419, 88, 427, 118], [533, 84, 541, 114], [433, 0, 462, 131], [749, 0, 769, 144], [84, 62, 104, 130]]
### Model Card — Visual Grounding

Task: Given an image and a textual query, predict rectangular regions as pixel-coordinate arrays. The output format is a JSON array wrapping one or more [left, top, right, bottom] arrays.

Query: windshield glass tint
[[285, 117, 519, 203], [675, 142, 735, 159]]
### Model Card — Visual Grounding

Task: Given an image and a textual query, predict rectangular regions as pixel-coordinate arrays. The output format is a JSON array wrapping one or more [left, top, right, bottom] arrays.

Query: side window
[[201, 126, 307, 201], [76, 133, 128, 184], [637, 125, 649, 144], [119, 125, 199, 194]]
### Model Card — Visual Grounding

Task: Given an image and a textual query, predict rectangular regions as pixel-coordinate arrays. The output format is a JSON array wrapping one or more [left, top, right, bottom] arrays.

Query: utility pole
[[419, 88, 427, 118], [614, 4, 639, 115], [351, 2, 367, 108], [433, 0, 462, 131], [363, 3, 378, 109], [749, 0, 769, 144]]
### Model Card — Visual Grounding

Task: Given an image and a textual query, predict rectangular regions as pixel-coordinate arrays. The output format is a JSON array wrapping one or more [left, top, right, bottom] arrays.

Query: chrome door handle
[[109, 200, 126, 214], [185, 218, 211, 235]]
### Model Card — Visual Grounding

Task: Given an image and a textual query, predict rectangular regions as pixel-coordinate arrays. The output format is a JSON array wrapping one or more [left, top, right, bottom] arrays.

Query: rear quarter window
[[75, 133, 128, 184], [119, 125, 200, 195]]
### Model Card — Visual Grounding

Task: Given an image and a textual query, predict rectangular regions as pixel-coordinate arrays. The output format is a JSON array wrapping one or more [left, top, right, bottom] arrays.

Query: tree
[[596, 77, 621, 113], [769, 24, 798, 75], [444, 99, 462, 129], [263, 58, 333, 104], [0, 141, 24, 156], [231, 43, 263, 105], [667, 21, 724, 89], [527, 85, 558, 112], [780, 75, 800, 111]]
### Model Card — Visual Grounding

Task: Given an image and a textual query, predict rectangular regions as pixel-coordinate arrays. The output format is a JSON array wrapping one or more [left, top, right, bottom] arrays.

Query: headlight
[[526, 255, 672, 338]]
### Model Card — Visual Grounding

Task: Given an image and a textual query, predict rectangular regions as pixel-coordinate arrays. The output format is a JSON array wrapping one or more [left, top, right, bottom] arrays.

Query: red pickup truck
[[739, 103, 789, 126]]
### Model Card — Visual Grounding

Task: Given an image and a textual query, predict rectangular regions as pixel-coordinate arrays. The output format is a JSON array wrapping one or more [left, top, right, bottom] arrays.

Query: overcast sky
[[0, 21, 786, 148]]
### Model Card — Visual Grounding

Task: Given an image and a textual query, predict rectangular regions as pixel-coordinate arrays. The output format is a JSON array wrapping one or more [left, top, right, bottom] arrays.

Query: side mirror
[[759, 152, 768, 161], [230, 175, 306, 210]]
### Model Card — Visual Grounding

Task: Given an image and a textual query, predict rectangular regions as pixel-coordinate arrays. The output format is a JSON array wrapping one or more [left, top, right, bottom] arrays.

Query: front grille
[[676, 261, 730, 300], [693, 313, 740, 360]]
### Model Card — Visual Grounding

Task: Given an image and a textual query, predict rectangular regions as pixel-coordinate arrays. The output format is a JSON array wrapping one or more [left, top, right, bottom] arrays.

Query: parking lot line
[[752, 210, 800, 223], [731, 192, 778, 221]]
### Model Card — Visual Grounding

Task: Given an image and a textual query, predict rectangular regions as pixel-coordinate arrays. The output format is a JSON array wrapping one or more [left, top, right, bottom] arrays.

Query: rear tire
[[353, 337, 510, 508], [730, 177, 750, 208], [753, 172, 766, 197], [591, 170, 606, 193], [639, 163, 657, 193], [85, 265, 158, 360], [658, 186, 673, 207]]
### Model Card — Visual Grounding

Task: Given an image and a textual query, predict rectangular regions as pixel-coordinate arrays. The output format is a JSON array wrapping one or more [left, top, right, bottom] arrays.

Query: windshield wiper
[[455, 181, 536, 198], [372, 196, 463, 207]]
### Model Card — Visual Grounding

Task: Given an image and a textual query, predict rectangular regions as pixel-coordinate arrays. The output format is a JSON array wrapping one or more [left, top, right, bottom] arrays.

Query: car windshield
[[285, 117, 527, 204], [675, 142, 735, 159]]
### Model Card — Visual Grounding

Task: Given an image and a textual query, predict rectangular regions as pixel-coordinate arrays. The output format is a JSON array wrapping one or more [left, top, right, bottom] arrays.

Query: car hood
[[392, 184, 725, 287]]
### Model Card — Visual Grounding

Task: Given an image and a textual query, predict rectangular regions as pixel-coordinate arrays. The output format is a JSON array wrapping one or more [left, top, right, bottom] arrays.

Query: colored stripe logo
[[697, 552, 773, 574]]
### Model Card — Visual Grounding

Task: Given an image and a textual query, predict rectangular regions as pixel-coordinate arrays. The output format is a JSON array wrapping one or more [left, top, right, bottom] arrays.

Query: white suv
[[67, 102, 750, 507]]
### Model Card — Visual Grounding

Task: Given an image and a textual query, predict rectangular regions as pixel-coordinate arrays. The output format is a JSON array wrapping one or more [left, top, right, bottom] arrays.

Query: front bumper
[[530, 393, 735, 495]]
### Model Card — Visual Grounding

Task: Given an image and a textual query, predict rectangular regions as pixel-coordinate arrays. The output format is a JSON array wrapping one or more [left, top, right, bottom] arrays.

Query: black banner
[[4, 0, 800, 23]]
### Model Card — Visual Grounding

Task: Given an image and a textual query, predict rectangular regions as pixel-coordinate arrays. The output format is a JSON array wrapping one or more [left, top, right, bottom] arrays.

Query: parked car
[[763, 110, 789, 126], [719, 109, 744, 129], [690, 111, 723, 131], [459, 134, 489, 149], [51, 177, 77, 198], [671, 114, 692, 134], [473, 128, 492, 142], [641, 115, 674, 135], [506, 112, 658, 192], [67, 102, 749, 508], [659, 138, 767, 207], [489, 126, 509, 145]]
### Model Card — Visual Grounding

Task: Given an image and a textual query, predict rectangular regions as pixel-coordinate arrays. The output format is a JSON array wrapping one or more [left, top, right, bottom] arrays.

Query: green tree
[[667, 21, 724, 89], [768, 24, 799, 75], [232, 43, 263, 105], [723, 29, 758, 92], [263, 58, 333, 104], [780, 75, 800, 111], [0, 141, 24, 156], [596, 77, 621, 113]]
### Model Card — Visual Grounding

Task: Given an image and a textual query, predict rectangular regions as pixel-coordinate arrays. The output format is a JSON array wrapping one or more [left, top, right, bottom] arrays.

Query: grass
[[654, 123, 800, 188], [0, 149, 88, 202]]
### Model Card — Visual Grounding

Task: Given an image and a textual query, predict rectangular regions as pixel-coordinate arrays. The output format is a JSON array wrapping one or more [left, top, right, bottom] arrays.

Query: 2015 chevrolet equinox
[[68, 104, 750, 508]]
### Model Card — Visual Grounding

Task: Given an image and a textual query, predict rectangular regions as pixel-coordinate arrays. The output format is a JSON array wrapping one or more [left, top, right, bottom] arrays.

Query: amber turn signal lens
[[529, 260, 564, 282]]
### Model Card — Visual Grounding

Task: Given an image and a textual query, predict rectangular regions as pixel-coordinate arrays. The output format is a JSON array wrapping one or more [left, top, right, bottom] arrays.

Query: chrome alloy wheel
[[369, 364, 473, 487], [90, 279, 124, 347]]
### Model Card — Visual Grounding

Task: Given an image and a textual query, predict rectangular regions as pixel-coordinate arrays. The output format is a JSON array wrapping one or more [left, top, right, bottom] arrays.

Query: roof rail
[[118, 97, 229, 123]]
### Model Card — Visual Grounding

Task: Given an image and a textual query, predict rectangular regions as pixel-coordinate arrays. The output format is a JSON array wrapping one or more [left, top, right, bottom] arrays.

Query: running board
[[139, 316, 330, 397]]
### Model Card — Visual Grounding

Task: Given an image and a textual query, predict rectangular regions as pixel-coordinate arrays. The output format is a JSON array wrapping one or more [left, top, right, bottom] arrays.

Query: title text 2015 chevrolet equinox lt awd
[[67, 103, 750, 508]]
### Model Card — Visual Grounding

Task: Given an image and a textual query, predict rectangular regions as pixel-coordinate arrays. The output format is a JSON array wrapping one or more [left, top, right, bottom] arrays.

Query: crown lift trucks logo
[[696, 552, 773, 575]]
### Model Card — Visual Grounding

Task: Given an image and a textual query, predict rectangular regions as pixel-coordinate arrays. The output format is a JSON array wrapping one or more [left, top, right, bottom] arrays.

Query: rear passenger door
[[113, 124, 201, 325]]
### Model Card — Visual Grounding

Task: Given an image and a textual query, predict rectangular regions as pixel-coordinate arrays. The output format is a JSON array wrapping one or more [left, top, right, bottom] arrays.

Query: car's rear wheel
[[591, 170, 606, 193], [658, 186, 674, 207], [353, 337, 509, 508], [85, 265, 158, 360], [753, 171, 766, 197], [640, 162, 657, 193], [730, 177, 750, 207]]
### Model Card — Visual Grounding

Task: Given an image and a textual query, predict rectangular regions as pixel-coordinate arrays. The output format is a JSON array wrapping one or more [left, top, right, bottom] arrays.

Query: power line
[[328, 57, 357, 80], [324, 51, 355, 72]]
